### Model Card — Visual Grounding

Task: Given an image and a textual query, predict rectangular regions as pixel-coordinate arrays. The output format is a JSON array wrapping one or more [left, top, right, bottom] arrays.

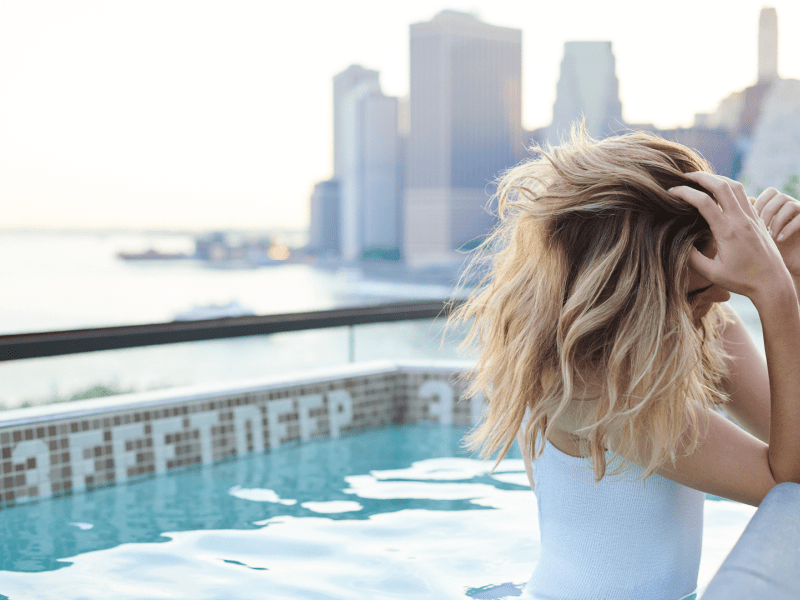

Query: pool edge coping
[[0, 359, 475, 428]]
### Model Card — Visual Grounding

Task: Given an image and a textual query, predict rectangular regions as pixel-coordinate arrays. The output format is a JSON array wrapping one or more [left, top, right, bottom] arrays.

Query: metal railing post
[[348, 325, 355, 363], [0, 300, 462, 361]]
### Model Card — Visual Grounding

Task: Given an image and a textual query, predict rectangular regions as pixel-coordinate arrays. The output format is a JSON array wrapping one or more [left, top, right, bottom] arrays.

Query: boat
[[117, 249, 191, 261], [172, 300, 256, 321]]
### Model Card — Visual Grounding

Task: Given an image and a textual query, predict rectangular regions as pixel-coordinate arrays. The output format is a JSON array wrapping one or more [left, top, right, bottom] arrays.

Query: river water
[[0, 231, 763, 409], [0, 231, 468, 408]]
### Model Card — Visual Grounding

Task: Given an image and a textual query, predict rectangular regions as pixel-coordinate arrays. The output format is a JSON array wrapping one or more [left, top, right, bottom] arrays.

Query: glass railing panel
[[0, 318, 474, 411]]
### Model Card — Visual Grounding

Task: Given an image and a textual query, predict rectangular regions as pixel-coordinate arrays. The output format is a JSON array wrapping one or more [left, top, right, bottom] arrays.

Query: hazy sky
[[1, 1, 798, 231]]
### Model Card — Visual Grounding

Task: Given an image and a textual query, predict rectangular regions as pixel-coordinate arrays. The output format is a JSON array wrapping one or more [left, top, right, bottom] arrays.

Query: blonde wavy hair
[[453, 129, 731, 481]]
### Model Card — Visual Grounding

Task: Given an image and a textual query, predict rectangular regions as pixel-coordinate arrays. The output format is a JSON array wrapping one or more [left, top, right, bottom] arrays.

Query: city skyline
[[1, 1, 799, 231], [404, 11, 521, 265]]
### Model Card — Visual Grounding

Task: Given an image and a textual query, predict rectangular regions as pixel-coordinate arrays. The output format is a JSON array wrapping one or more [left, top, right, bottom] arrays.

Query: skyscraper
[[359, 90, 401, 258], [758, 7, 779, 82], [548, 41, 623, 142], [741, 78, 800, 196], [405, 10, 522, 266], [308, 179, 340, 256], [692, 7, 789, 188], [333, 66, 401, 262], [333, 66, 380, 179]]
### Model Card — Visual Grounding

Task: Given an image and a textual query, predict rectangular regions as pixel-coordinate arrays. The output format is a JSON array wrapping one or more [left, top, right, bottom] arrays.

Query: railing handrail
[[0, 299, 463, 362]]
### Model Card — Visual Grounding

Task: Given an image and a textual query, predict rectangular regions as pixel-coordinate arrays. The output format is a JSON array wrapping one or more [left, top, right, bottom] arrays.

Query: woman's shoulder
[[545, 426, 588, 458], [545, 394, 599, 458]]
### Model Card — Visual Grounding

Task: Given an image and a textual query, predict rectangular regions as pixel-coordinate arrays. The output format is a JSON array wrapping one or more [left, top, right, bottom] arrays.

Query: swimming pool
[[0, 423, 755, 600]]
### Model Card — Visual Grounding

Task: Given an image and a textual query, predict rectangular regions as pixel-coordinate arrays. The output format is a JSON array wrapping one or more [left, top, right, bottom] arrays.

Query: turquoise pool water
[[0, 424, 755, 599]]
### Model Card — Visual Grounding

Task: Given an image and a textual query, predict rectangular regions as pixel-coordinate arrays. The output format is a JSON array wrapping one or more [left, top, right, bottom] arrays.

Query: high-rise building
[[743, 9, 800, 193], [548, 41, 623, 142], [333, 66, 401, 262], [404, 10, 522, 266], [360, 91, 402, 258], [691, 7, 789, 184], [333, 66, 380, 179], [758, 7, 779, 82], [741, 78, 800, 194], [308, 179, 340, 256]]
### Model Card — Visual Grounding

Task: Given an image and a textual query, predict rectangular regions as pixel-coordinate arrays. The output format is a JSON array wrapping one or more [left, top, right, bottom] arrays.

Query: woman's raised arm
[[719, 303, 770, 443], [667, 173, 800, 502]]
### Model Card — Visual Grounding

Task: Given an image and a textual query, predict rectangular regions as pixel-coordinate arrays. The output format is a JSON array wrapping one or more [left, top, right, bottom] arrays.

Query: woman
[[452, 130, 800, 600]]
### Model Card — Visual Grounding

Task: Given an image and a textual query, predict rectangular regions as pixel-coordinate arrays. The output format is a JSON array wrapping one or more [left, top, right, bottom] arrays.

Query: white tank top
[[523, 438, 704, 600]]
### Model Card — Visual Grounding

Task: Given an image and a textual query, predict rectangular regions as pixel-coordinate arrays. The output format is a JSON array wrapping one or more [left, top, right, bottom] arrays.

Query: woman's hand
[[668, 173, 792, 307], [754, 188, 800, 278]]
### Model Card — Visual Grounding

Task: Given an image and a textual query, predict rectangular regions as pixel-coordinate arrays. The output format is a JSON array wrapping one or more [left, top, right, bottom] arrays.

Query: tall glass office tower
[[333, 65, 401, 262], [548, 41, 623, 143], [758, 7, 778, 83], [404, 10, 522, 266]]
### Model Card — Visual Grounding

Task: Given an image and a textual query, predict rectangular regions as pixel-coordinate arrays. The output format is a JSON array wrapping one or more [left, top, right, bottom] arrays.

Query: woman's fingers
[[669, 174, 786, 299], [776, 214, 800, 243], [668, 185, 726, 231], [757, 187, 783, 232], [769, 201, 800, 241], [756, 188, 800, 241], [716, 174, 758, 216], [755, 187, 780, 215], [683, 172, 753, 217], [687, 246, 719, 282]]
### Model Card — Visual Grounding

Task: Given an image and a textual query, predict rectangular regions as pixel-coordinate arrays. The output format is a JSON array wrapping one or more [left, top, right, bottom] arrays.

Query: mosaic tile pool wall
[[0, 361, 479, 509]]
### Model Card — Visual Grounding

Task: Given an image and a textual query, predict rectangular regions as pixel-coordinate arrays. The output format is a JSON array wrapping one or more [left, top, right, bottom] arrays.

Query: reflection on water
[[0, 425, 755, 600], [0, 425, 521, 573]]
